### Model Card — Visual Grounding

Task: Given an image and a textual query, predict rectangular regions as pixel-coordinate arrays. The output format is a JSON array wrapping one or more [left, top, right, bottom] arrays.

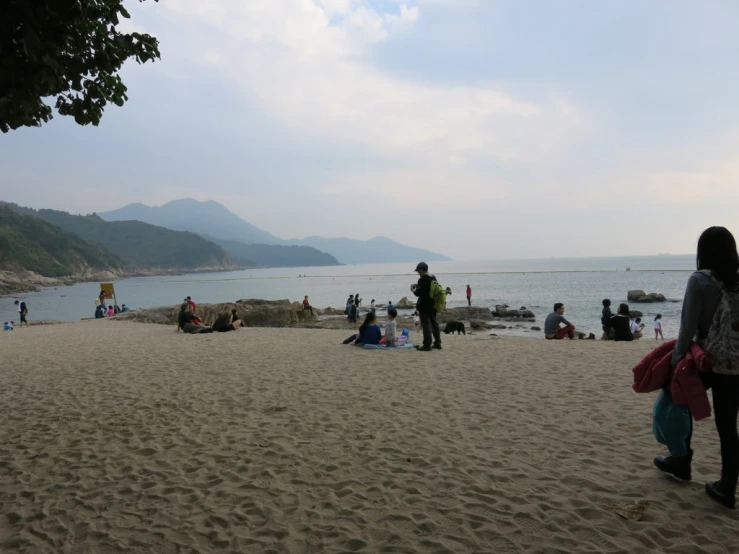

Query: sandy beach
[[1, 321, 737, 553]]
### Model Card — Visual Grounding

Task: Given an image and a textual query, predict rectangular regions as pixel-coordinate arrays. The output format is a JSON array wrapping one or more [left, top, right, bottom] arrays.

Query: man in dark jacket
[[411, 262, 441, 351]]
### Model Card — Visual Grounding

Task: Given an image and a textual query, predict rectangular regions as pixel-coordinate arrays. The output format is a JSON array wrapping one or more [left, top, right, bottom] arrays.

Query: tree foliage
[[0, 0, 160, 133]]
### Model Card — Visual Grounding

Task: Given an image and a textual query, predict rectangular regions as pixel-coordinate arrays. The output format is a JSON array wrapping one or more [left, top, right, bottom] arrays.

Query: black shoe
[[415, 345, 432, 351], [432, 344, 442, 350], [654, 454, 692, 481], [705, 481, 736, 509]]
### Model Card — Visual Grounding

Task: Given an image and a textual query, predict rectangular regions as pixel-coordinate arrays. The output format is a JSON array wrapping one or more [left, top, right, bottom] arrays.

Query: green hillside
[[35, 210, 235, 270], [0, 204, 122, 276], [2, 203, 236, 270], [211, 238, 338, 268]]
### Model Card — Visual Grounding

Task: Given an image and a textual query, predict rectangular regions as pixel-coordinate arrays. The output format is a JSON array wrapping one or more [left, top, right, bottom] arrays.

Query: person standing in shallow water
[[466, 285, 472, 306], [659, 226, 739, 510]]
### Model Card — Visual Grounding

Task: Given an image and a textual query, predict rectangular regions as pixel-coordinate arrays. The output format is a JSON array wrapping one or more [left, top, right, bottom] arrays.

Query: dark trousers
[[707, 373, 739, 495], [467, 297, 471, 306], [419, 309, 441, 348]]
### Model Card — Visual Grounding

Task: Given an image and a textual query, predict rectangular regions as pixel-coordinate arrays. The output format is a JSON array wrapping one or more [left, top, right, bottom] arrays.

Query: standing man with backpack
[[411, 262, 443, 351]]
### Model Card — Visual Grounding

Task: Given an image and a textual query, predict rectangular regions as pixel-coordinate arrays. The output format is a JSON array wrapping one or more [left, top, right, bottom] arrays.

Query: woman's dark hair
[[697, 227, 739, 289], [358, 312, 376, 333], [618, 303, 629, 316], [388, 308, 398, 318], [654, 314, 662, 321], [602, 299, 611, 307]]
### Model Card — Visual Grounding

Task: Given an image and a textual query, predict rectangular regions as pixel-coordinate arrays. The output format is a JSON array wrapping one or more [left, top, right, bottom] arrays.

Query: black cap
[[415, 262, 428, 272]]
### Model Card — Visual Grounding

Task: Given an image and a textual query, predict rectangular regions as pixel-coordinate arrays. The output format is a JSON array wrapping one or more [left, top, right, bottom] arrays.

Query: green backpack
[[429, 278, 447, 312]]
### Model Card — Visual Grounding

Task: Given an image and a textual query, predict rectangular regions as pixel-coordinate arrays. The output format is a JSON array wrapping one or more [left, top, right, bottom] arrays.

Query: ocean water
[[1, 255, 695, 337]]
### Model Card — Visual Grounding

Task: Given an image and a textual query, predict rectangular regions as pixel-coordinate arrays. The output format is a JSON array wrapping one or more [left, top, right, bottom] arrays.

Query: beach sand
[[1, 321, 737, 553]]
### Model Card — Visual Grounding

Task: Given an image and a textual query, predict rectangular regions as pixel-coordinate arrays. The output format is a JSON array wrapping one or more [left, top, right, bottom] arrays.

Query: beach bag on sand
[[701, 270, 739, 375]]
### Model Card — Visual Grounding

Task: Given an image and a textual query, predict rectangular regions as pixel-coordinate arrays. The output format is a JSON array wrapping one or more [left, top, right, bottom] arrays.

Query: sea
[[1, 255, 695, 338]]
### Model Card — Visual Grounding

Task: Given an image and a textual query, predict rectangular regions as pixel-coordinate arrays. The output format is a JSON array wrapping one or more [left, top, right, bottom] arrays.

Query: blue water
[[1, 255, 694, 337]]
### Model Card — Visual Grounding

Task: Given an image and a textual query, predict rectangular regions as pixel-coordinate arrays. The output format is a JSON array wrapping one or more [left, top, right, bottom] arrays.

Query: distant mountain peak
[[100, 198, 451, 264]]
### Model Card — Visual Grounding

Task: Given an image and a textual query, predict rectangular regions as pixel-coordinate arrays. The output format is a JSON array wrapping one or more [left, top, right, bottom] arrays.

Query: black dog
[[443, 321, 466, 335]]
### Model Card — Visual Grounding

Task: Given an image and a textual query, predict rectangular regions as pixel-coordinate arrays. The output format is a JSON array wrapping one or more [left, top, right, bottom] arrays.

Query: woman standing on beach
[[670, 227, 739, 509]]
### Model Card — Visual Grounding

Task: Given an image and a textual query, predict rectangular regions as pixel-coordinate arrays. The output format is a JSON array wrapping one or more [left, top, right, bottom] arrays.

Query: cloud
[[144, 0, 582, 203]]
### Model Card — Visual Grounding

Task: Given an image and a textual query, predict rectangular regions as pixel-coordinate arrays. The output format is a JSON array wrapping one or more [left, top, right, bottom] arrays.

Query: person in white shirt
[[370, 299, 376, 314], [385, 308, 398, 347], [413, 311, 421, 332], [630, 317, 645, 340]]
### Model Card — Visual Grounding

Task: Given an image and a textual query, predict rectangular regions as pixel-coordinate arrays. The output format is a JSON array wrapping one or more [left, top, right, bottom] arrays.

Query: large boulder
[[470, 320, 494, 330], [629, 310, 644, 319], [319, 307, 345, 316], [627, 290, 666, 303], [438, 307, 493, 323], [396, 296, 415, 309], [236, 299, 292, 307], [493, 305, 535, 319], [118, 299, 317, 327], [627, 290, 647, 302]]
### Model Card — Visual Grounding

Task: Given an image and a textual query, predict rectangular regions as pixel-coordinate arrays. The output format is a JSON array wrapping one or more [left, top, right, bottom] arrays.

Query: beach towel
[[363, 342, 415, 350]]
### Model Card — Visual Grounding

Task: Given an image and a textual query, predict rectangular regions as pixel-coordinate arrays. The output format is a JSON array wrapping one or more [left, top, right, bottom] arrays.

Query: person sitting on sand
[[356, 312, 382, 346], [302, 296, 313, 316], [187, 302, 204, 326], [3, 321, 13, 331], [107, 305, 115, 317], [610, 303, 634, 342], [177, 303, 212, 334], [385, 308, 398, 347], [630, 317, 645, 340], [121, 304, 130, 312], [544, 303, 576, 340], [212, 309, 243, 332]]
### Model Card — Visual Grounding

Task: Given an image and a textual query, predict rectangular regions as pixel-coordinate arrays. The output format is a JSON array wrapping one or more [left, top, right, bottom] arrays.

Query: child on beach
[[601, 299, 613, 340], [654, 314, 664, 340], [385, 308, 398, 347], [3, 321, 13, 331], [413, 311, 421, 332]]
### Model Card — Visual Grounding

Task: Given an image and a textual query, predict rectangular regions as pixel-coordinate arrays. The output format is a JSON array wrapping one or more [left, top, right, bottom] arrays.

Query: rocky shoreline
[[0, 266, 240, 297]]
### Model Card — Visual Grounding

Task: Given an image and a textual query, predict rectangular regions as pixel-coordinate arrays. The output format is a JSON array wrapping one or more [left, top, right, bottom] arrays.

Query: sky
[[2, 0, 739, 260]]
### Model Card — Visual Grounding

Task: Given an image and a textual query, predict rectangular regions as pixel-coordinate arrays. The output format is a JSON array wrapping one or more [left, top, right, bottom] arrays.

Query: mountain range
[[2, 202, 235, 271], [100, 199, 451, 264]]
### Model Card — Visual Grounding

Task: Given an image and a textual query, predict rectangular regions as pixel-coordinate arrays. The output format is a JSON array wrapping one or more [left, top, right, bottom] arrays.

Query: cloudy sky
[[2, 0, 739, 260]]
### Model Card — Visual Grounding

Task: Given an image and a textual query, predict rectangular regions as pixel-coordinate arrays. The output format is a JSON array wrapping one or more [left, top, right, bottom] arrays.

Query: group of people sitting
[[543, 300, 660, 342], [601, 299, 660, 341], [343, 308, 405, 347], [177, 296, 244, 334]]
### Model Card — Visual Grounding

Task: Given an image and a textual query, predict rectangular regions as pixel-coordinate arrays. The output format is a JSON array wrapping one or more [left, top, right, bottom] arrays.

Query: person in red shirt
[[466, 285, 472, 306], [303, 296, 313, 316]]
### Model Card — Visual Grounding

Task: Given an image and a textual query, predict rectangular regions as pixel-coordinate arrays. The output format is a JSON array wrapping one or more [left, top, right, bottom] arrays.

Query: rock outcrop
[[395, 297, 415, 309], [438, 307, 493, 323], [493, 305, 535, 319], [118, 299, 317, 328], [318, 307, 346, 316], [627, 290, 666, 303], [470, 320, 494, 330]]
